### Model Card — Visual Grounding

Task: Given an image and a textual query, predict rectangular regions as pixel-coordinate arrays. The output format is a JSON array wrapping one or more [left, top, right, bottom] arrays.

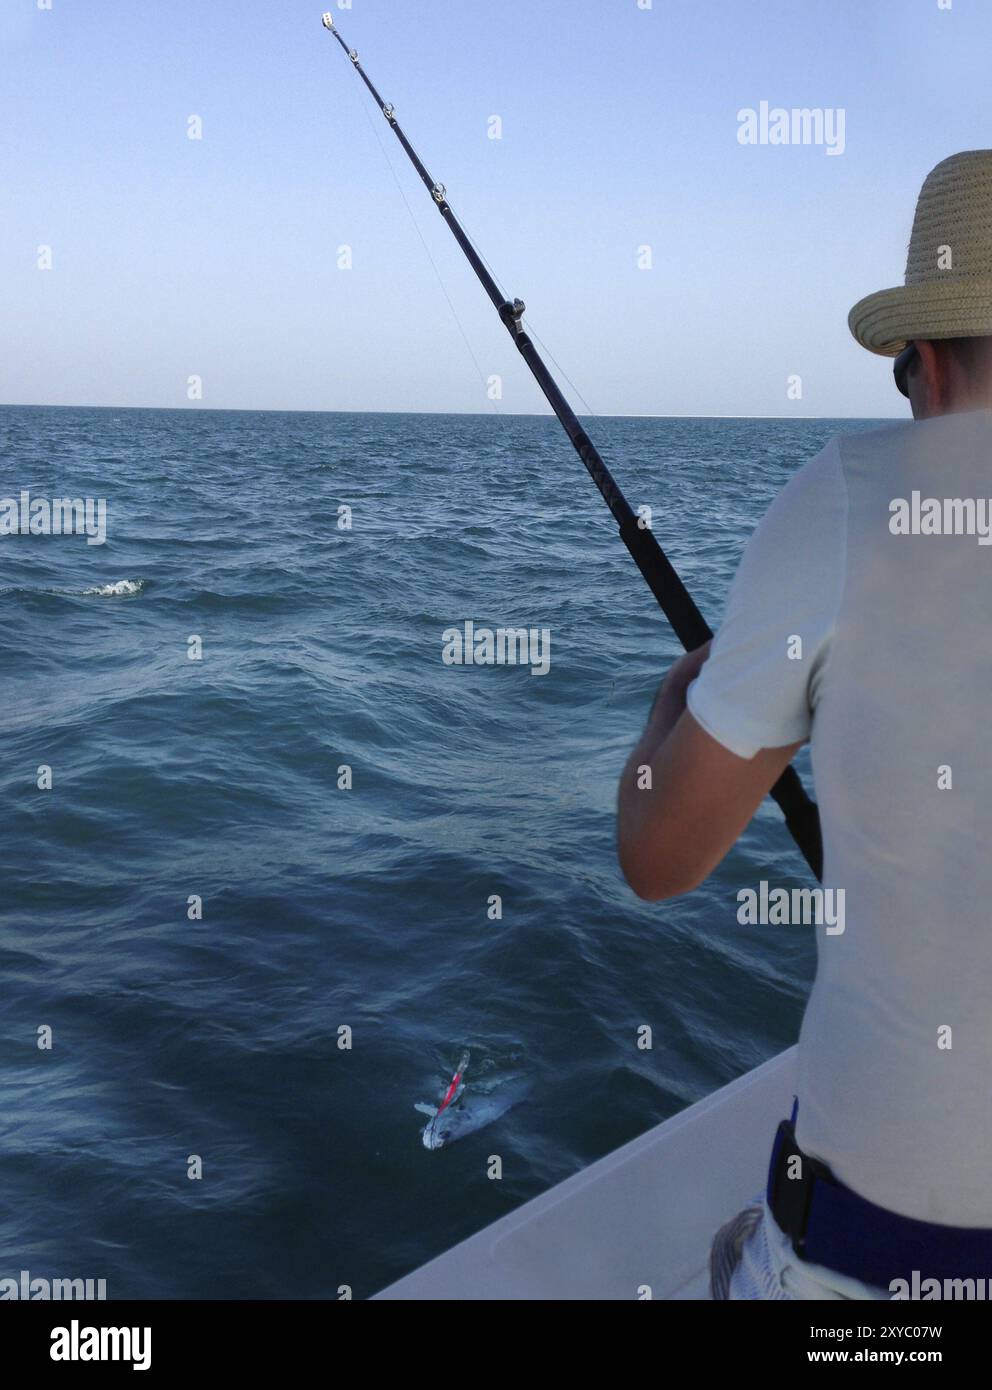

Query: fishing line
[[346, 45, 535, 1074], [332, 23, 609, 1148], [345, 27, 598, 431], [521, 315, 600, 420], [447, 194, 601, 421], [346, 68, 506, 422], [436, 204, 511, 308]]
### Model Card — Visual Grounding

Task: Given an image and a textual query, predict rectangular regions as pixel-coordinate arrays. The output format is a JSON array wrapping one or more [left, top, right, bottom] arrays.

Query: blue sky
[[2, 0, 990, 417]]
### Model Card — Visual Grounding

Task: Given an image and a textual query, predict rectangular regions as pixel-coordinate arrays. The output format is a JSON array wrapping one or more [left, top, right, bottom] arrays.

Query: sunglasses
[[894, 343, 919, 399]]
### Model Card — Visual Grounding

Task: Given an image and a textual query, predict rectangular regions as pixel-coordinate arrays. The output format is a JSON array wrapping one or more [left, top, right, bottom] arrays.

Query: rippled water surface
[[0, 406, 882, 1297]]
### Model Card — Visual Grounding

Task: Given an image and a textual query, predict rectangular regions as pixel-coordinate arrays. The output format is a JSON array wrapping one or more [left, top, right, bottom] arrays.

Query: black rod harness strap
[[320, 13, 823, 882], [768, 1113, 992, 1285]]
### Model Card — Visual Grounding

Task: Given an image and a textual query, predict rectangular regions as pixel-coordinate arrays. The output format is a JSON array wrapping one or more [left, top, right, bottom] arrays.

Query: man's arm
[[617, 643, 804, 901]]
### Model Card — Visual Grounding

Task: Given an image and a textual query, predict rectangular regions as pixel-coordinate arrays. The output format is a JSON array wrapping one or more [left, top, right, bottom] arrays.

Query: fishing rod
[[320, 13, 823, 883]]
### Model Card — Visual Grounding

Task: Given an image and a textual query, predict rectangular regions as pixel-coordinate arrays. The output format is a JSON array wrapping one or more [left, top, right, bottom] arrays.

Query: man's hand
[[617, 647, 803, 901], [648, 640, 712, 730]]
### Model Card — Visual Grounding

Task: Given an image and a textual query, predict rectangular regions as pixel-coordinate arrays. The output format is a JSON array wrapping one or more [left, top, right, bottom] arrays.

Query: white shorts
[[710, 1196, 891, 1300]]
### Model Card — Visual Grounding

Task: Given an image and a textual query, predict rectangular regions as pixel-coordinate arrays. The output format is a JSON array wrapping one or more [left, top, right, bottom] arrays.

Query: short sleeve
[[686, 437, 847, 759]]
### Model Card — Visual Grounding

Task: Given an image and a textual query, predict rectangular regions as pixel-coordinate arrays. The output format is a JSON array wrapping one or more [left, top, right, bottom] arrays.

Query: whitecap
[[82, 579, 144, 597]]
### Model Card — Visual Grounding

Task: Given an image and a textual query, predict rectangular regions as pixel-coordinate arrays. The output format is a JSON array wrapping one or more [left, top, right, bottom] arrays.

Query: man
[[617, 150, 992, 1299]]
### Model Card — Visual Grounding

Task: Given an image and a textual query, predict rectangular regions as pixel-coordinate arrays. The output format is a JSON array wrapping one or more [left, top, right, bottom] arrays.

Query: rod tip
[[321, 11, 334, 29]]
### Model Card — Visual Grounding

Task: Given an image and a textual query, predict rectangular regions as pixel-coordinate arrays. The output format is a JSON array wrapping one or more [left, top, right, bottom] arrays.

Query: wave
[[0, 578, 145, 598], [81, 579, 144, 597]]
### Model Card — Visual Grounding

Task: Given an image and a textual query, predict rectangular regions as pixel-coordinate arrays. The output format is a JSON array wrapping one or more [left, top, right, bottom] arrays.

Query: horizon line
[[0, 402, 901, 422]]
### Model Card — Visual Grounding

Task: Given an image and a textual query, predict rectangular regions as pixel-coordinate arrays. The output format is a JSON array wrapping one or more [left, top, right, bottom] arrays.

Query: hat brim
[[849, 278, 992, 357]]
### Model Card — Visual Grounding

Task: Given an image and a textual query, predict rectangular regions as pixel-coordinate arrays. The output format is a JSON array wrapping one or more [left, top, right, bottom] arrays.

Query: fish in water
[[416, 1053, 528, 1150], [415, 1088, 524, 1151]]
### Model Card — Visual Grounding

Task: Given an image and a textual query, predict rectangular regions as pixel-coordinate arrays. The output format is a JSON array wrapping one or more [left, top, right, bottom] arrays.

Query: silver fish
[[416, 1075, 528, 1151]]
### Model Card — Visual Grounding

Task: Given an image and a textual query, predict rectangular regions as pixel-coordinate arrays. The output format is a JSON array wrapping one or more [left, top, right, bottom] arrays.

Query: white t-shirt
[[687, 408, 992, 1227]]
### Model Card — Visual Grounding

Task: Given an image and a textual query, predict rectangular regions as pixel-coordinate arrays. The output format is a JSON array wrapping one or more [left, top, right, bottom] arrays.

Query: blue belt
[[767, 1108, 992, 1288]]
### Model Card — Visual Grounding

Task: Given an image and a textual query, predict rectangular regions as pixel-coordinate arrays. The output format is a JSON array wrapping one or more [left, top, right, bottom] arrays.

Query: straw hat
[[849, 150, 992, 357]]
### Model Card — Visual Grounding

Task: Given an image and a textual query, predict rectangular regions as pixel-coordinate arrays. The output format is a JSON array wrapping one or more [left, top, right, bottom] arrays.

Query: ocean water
[[0, 406, 882, 1299]]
